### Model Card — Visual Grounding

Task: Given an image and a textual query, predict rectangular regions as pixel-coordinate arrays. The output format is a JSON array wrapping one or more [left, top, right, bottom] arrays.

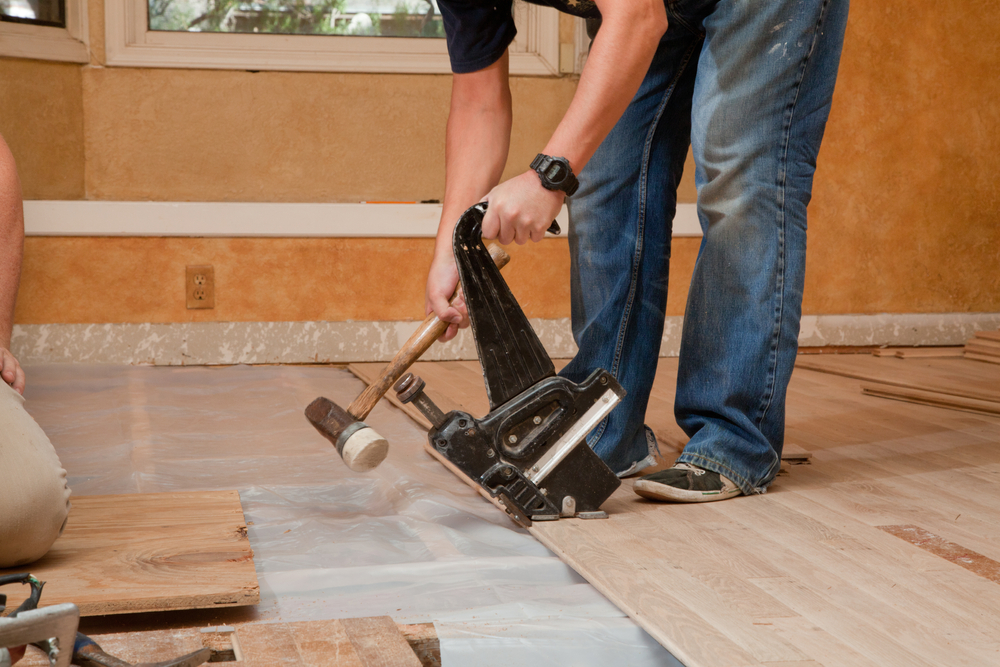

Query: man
[[425, 0, 848, 501], [0, 132, 72, 569]]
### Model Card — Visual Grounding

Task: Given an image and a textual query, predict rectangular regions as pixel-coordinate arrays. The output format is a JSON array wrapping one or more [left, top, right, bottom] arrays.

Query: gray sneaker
[[633, 462, 743, 503]]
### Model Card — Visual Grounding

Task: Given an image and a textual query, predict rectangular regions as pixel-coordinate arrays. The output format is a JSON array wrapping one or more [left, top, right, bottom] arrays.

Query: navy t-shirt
[[437, 0, 600, 74]]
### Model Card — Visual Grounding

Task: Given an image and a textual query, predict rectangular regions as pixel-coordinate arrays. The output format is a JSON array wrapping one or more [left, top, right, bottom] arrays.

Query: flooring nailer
[[306, 203, 622, 527]]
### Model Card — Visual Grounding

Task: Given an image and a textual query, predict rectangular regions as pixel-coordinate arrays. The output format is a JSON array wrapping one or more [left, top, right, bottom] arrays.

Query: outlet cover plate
[[186, 265, 215, 309]]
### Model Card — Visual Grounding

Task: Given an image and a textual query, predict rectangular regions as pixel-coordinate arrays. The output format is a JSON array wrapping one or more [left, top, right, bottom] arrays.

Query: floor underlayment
[[19, 363, 677, 666]]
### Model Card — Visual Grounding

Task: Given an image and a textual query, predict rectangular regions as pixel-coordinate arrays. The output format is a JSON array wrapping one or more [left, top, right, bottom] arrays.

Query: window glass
[[0, 0, 65, 27], [148, 0, 445, 37]]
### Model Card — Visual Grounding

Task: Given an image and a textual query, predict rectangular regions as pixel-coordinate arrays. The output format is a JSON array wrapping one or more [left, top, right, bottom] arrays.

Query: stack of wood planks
[[964, 329, 1000, 365], [796, 354, 1000, 417]]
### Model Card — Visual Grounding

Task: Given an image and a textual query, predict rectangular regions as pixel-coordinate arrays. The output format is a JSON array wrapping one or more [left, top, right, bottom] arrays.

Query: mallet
[[306, 243, 511, 472]]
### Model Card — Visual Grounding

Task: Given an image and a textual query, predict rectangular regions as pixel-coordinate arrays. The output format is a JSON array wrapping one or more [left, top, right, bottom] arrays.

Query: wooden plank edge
[[797, 360, 1000, 403], [397, 623, 441, 667], [860, 382, 1000, 417], [342, 615, 424, 667]]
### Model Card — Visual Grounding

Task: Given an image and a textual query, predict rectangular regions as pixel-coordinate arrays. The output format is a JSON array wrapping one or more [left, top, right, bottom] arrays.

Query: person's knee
[[0, 386, 71, 568]]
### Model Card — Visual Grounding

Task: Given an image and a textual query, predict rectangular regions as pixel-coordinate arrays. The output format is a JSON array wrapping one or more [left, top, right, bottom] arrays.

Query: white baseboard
[[21, 201, 704, 238], [12, 313, 999, 366]]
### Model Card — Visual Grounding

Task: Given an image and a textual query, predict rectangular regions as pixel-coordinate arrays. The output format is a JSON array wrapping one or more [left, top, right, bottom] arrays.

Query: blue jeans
[[560, 0, 849, 492]]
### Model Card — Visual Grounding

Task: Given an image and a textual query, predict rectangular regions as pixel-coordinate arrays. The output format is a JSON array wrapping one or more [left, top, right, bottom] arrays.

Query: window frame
[[105, 0, 563, 75], [0, 0, 89, 63]]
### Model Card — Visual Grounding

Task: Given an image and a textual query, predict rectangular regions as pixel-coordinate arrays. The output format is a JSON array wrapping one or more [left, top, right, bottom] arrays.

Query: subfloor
[[17, 356, 1000, 666], [17, 363, 675, 666]]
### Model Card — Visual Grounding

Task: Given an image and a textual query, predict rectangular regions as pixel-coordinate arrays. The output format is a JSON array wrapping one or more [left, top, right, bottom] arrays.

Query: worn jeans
[[560, 0, 849, 492]]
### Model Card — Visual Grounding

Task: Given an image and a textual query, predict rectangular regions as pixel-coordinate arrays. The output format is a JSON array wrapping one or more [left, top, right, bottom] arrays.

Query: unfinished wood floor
[[350, 357, 1000, 667]]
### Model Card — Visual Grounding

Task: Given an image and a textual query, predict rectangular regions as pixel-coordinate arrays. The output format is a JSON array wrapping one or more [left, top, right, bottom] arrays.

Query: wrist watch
[[530, 153, 579, 196]]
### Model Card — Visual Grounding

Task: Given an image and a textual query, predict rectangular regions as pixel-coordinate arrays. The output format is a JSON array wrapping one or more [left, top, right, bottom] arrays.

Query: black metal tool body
[[409, 204, 623, 527]]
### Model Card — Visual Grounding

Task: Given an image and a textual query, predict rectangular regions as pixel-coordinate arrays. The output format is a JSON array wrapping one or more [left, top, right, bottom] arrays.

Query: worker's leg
[[672, 0, 850, 494], [0, 381, 72, 567], [561, 19, 703, 476]]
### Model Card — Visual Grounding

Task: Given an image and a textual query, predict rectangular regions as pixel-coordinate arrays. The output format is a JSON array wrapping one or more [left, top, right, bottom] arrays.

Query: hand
[[425, 253, 468, 342], [1, 346, 24, 394], [481, 171, 565, 245]]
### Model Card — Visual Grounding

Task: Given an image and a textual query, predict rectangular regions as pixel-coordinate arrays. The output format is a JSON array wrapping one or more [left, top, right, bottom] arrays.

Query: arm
[[0, 134, 26, 394], [425, 52, 513, 341], [480, 0, 668, 244]]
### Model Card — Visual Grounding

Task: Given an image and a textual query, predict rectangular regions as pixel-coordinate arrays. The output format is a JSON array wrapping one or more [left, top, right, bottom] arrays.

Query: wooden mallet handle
[[347, 242, 510, 420]]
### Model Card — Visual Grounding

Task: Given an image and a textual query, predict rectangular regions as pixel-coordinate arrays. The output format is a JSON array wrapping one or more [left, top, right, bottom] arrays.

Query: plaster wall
[[1, 0, 997, 326]]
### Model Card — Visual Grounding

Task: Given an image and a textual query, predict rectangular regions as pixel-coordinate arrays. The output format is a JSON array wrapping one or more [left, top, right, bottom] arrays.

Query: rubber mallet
[[306, 243, 511, 472]]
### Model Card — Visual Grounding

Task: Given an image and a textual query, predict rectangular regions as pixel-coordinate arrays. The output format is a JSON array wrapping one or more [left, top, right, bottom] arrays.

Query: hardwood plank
[[964, 351, 1000, 365], [794, 355, 1000, 402], [397, 623, 440, 667], [0, 490, 259, 616], [860, 381, 1000, 416], [238, 623, 306, 667], [341, 616, 423, 667], [379, 356, 1000, 666], [529, 518, 763, 667], [288, 620, 366, 667], [872, 347, 964, 358], [974, 330, 1000, 342], [18, 620, 426, 667]]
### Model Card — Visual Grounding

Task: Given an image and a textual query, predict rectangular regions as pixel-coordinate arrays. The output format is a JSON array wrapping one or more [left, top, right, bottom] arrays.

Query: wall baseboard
[[22, 201, 705, 238], [12, 313, 999, 366]]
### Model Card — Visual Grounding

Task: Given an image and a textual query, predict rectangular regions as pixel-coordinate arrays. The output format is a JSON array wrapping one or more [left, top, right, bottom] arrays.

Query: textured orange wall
[[0, 60, 85, 199], [14, 236, 699, 324], [79, 67, 579, 203], [803, 2, 1000, 313], [3, 0, 999, 326]]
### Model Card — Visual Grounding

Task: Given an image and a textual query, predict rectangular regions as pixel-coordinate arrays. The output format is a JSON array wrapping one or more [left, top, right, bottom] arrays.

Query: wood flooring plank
[[872, 347, 964, 359], [0, 490, 259, 616], [391, 356, 1000, 666], [237, 623, 306, 666], [529, 519, 764, 667], [975, 330, 1000, 342], [964, 351, 1000, 365], [794, 356, 1000, 402], [861, 382, 1000, 416], [747, 577, 942, 667], [341, 616, 423, 667], [288, 620, 366, 667]]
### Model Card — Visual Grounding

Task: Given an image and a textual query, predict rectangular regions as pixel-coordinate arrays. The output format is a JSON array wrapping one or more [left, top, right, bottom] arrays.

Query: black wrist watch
[[530, 153, 579, 196]]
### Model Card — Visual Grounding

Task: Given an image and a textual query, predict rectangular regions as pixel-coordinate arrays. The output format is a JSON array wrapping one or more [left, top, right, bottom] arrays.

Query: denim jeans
[[559, 0, 849, 492]]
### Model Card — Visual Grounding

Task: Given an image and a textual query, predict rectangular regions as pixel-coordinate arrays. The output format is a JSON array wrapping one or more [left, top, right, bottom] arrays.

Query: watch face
[[544, 162, 567, 183]]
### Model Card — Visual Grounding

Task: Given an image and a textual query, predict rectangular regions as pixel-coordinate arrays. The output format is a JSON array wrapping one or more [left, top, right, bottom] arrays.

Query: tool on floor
[[389, 204, 622, 526], [0, 574, 212, 667], [306, 239, 515, 472]]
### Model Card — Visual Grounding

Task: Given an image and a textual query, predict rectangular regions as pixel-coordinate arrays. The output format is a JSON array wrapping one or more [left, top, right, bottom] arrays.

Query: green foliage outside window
[[148, 0, 444, 38]]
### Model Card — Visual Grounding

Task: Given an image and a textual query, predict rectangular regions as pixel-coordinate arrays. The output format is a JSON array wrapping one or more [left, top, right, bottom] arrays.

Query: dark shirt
[[437, 0, 600, 74]]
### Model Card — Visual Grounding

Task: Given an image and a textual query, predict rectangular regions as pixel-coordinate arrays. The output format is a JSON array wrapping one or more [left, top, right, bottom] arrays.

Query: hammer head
[[305, 397, 388, 472]]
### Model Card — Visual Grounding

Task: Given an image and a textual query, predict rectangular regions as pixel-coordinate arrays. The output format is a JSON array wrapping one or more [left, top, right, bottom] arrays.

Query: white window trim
[[0, 0, 89, 63], [22, 201, 705, 237], [105, 0, 562, 75]]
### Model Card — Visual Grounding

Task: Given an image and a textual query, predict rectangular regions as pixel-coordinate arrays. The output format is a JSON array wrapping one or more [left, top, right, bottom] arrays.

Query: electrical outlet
[[186, 265, 215, 309]]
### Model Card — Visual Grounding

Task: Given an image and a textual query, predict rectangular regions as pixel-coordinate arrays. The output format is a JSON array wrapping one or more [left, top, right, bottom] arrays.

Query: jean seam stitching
[[756, 0, 832, 434], [589, 40, 700, 449]]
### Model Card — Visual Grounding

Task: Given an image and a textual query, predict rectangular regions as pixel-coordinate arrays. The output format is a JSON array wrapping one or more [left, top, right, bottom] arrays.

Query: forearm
[[544, 0, 668, 174], [0, 136, 24, 351], [434, 54, 513, 261]]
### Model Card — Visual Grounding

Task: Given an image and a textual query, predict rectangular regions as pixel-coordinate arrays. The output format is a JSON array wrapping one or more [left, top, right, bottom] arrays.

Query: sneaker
[[633, 462, 743, 503]]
